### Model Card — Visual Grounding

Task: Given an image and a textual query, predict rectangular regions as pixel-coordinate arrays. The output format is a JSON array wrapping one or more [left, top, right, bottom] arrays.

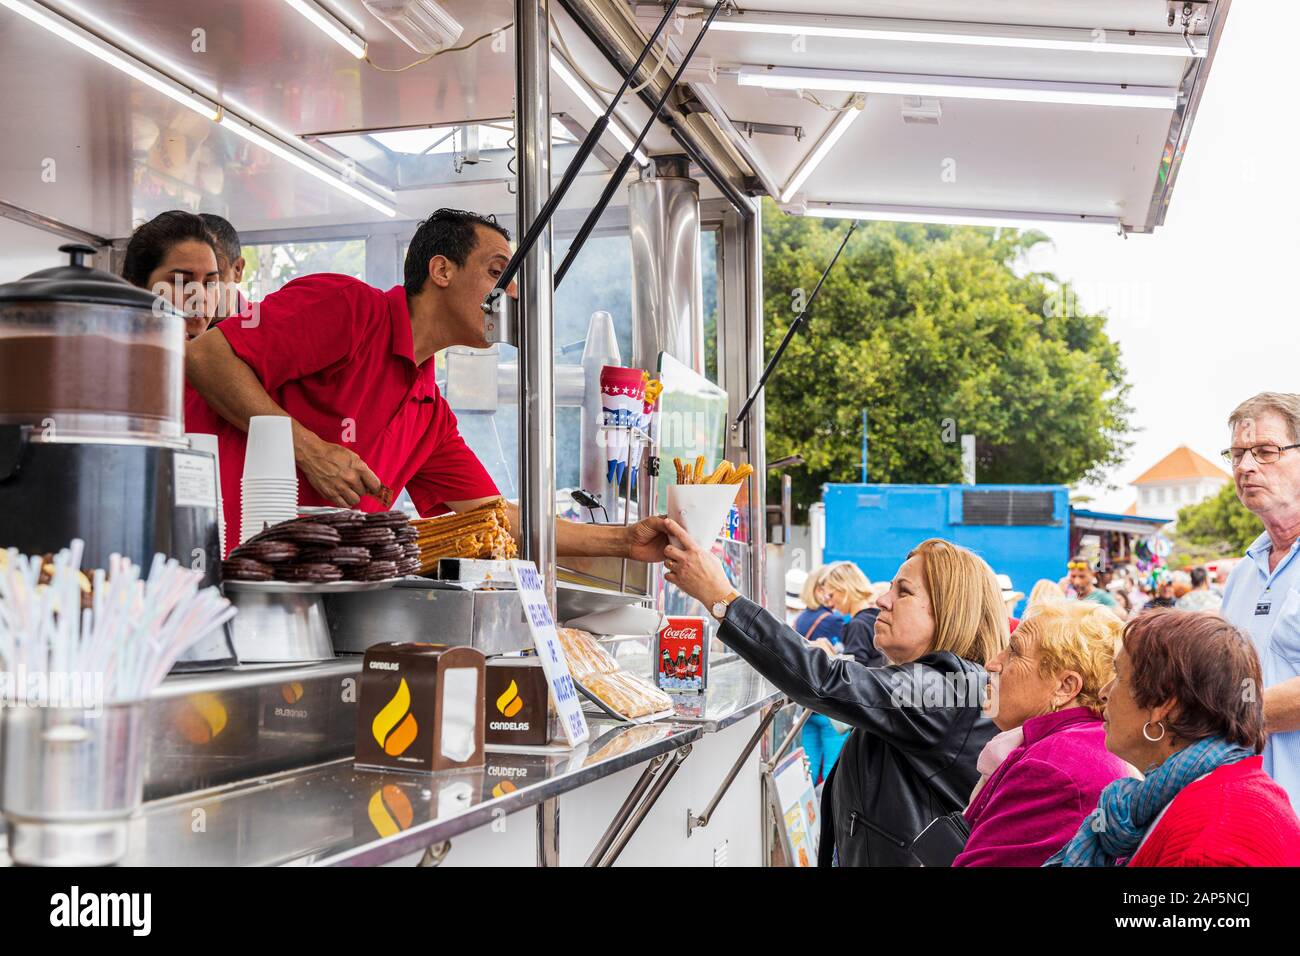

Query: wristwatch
[[711, 590, 741, 622]]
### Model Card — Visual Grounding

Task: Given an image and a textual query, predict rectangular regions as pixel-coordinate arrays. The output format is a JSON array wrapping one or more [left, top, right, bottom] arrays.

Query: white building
[[1127, 446, 1231, 525]]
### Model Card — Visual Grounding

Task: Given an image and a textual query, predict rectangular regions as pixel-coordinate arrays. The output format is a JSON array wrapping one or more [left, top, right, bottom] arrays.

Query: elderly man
[[1220, 391, 1300, 810]]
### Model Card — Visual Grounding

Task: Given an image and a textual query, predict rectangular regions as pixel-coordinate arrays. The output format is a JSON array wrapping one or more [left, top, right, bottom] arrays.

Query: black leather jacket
[[720, 597, 996, 866]]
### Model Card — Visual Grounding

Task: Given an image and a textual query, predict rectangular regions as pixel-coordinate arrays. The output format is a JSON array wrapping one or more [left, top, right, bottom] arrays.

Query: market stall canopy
[[632, 0, 1229, 233], [1071, 508, 1170, 535]]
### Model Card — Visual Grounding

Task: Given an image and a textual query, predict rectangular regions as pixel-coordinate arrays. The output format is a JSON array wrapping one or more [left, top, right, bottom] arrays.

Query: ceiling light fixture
[[708, 11, 1206, 57], [739, 65, 1179, 110], [795, 201, 1121, 230], [281, 0, 367, 58], [780, 97, 862, 204], [2, 0, 395, 216], [550, 54, 650, 167]]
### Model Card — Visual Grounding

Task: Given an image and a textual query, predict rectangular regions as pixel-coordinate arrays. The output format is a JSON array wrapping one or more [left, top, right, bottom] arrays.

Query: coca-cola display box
[[656, 616, 709, 693]]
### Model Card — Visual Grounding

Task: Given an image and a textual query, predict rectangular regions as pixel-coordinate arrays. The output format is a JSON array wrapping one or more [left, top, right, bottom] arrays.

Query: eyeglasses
[[1066, 562, 1090, 572], [1220, 443, 1300, 466]]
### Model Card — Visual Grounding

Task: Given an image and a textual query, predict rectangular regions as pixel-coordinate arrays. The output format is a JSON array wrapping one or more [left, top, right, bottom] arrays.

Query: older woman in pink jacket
[[954, 601, 1134, 867]]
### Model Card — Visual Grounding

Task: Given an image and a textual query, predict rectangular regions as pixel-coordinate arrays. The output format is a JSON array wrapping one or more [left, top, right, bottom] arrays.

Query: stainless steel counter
[[116, 718, 701, 867], [664, 658, 784, 733]]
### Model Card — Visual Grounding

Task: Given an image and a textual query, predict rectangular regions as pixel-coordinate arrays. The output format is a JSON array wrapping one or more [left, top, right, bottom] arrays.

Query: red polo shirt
[[185, 273, 498, 553]]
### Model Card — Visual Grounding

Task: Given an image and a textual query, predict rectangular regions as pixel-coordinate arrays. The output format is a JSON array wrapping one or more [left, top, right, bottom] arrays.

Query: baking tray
[[574, 675, 675, 725], [223, 579, 399, 595]]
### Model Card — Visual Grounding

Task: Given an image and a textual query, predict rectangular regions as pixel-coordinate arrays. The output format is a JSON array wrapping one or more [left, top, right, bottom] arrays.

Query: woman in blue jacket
[[793, 565, 849, 784]]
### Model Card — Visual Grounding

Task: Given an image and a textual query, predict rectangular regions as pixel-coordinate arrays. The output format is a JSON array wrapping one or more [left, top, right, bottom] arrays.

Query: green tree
[[1174, 482, 1263, 555], [760, 200, 1133, 512]]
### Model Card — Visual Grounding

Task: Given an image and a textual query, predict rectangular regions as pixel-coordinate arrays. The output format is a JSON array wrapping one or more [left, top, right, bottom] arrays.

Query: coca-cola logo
[[661, 624, 703, 641]]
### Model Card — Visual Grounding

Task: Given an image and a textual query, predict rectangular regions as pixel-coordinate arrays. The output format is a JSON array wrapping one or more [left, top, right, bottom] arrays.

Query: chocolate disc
[[222, 558, 274, 581], [276, 562, 344, 583], [363, 510, 409, 528], [298, 546, 371, 566], [232, 540, 301, 564]]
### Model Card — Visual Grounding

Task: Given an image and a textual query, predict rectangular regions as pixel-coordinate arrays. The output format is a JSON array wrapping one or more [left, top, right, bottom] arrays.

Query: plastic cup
[[666, 483, 741, 550], [243, 416, 296, 480]]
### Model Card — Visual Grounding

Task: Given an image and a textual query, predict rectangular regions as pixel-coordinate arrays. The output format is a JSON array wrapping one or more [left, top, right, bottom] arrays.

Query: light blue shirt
[[1222, 531, 1300, 811]]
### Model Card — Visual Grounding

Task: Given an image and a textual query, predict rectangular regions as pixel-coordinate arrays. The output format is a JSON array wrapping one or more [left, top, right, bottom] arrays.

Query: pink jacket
[[954, 707, 1130, 867]]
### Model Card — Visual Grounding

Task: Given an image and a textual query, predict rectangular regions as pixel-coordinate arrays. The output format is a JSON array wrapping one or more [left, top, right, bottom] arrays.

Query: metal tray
[[223, 579, 399, 595], [574, 676, 675, 725]]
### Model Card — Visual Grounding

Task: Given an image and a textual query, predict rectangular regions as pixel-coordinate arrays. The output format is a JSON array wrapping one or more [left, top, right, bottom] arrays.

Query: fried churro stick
[[673, 457, 685, 484], [729, 463, 755, 484], [704, 461, 733, 484], [693, 455, 706, 484]]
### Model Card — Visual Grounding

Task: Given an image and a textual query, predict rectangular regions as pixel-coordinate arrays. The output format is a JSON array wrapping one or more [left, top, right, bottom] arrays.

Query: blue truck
[[822, 483, 1071, 617]]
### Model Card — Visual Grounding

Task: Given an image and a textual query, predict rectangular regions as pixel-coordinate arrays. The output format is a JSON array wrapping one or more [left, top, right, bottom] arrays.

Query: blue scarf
[[1043, 735, 1255, 867]]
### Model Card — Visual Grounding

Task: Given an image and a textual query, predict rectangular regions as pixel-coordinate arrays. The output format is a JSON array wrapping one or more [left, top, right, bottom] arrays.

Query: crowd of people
[[663, 390, 1300, 867]]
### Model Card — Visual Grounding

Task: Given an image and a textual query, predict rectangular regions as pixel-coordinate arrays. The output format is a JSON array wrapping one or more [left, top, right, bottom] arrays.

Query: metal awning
[[1071, 508, 1169, 535], [628, 0, 1231, 234]]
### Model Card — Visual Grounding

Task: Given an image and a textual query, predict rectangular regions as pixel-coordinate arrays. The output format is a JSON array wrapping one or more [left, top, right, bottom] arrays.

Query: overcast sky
[[1023, 2, 1281, 513]]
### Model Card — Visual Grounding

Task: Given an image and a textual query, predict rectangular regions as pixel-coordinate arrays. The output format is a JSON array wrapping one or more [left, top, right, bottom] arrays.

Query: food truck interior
[[0, 0, 1227, 867]]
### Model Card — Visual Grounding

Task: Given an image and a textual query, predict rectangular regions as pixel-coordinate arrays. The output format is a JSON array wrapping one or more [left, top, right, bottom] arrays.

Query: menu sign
[[509, 561, 589, 747]]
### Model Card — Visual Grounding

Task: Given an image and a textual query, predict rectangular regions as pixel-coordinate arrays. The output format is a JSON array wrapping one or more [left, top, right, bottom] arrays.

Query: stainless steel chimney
[[628, 156, 704, 374]]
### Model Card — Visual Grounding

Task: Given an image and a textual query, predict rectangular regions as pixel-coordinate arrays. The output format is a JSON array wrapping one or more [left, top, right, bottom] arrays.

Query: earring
[[1142, 720, 1166, 742]]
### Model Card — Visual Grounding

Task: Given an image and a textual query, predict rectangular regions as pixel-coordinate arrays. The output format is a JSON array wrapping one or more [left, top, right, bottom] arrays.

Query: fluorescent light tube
[[797, 201, 1120, 230], [282, 0, 367, 58], [551, 55, 650, 168], [780, 98, 862, 204], [1, 0, 220, 119], [2, 0, 395, 216], [709, 12, 1206, 58], [739, 65, 1178, 110], [219, 114, 397, 217]]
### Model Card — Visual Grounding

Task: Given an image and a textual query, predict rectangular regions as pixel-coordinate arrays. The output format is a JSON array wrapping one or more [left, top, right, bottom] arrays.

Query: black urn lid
[[0, 243, 174, 311]]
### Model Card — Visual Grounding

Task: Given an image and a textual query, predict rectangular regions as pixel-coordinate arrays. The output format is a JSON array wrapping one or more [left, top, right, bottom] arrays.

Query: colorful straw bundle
[[0, 541, 234, 705]]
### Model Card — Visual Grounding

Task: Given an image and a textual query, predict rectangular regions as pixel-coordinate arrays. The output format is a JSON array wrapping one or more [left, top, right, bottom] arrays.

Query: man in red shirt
[[186, 208, 671, 563]]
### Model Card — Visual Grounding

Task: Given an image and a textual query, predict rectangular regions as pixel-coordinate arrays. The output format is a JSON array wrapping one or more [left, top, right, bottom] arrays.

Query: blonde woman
[[822, 561, 884, 668], [1024, 579, 1067, 617], [955, 602, 1132, 866], [663, 530, 1007, 866], [792, 565, 850, 784]]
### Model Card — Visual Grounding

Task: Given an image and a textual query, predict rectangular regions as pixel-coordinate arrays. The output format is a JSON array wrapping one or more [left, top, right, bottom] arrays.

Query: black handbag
[[909, 811, 971, 867]]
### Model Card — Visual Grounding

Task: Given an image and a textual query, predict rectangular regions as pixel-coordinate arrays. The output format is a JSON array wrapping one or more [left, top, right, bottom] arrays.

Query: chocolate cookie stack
[[221, 510, 421, 583]]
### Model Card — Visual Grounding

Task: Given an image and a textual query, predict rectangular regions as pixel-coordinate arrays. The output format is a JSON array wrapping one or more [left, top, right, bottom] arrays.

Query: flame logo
[[491, 780, 518, 799], [367, 785, 414, 838], [281, 681, 304, 704], [495, 679, 524, 718], [372, 678, 418, 756], [176, 692, 229, 744]]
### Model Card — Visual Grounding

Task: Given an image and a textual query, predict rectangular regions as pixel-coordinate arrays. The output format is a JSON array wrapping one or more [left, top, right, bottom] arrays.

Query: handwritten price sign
[[510, 561, 589, 747]]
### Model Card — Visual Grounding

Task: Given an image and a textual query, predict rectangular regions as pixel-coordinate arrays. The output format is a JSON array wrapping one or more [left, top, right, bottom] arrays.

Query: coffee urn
[[0, 243, 234, 668]]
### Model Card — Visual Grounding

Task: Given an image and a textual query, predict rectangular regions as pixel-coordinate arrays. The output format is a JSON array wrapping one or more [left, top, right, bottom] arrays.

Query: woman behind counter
[[1047, 609, 1300, 867], [663, 525, 1006, 866], [121, 210, 220, 340]]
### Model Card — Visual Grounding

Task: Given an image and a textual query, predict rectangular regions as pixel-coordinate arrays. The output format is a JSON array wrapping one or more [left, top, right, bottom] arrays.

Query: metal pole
[[536, 797, 560, 867], [515, 0, 557, 611], [584, 754, 666, 867], [687, 703, 781, 835], [599, 744, 693, 866], [861, 408, 868, 483]]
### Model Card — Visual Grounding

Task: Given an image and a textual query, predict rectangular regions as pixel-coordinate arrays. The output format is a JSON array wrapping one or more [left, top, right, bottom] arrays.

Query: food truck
[[0, 0, 1229, 867]]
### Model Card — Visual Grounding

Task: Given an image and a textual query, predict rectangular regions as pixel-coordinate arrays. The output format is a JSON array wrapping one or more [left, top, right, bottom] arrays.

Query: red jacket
[[1129, 756, 1300, 867]]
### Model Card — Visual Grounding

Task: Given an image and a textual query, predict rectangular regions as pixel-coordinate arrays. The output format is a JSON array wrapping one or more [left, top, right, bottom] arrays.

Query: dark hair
[[1190, 566, 1208, 588], [402, 208, 510, 299], [121, 211, 218, 288], [1122, 609, 1266, 752], [198, 213, 242, 269]]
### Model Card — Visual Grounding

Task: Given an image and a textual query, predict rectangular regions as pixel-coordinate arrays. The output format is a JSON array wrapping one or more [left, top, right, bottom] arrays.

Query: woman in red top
[[1046, 609, 1300, 867]]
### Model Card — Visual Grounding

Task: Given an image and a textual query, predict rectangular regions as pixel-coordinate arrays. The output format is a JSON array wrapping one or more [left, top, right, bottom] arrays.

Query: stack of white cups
[[241, 415, 298, 545]]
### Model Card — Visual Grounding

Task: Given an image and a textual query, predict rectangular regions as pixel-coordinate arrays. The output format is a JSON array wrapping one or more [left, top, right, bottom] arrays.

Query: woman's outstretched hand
[[662, 519, 736, 609]]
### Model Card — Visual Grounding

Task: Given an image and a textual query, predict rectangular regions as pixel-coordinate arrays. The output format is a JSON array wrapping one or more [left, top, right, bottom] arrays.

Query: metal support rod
[[486, 0, 682, 307], [554, 0, 726, 289], [584, 754, 666, 866], [598, 744, 693, 866], [515, 0, 558, 610], [767, 705, 813, 771], [687, 702, 781, 835], [536, 797, 560, 866], [734, 220, 858, 427]]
